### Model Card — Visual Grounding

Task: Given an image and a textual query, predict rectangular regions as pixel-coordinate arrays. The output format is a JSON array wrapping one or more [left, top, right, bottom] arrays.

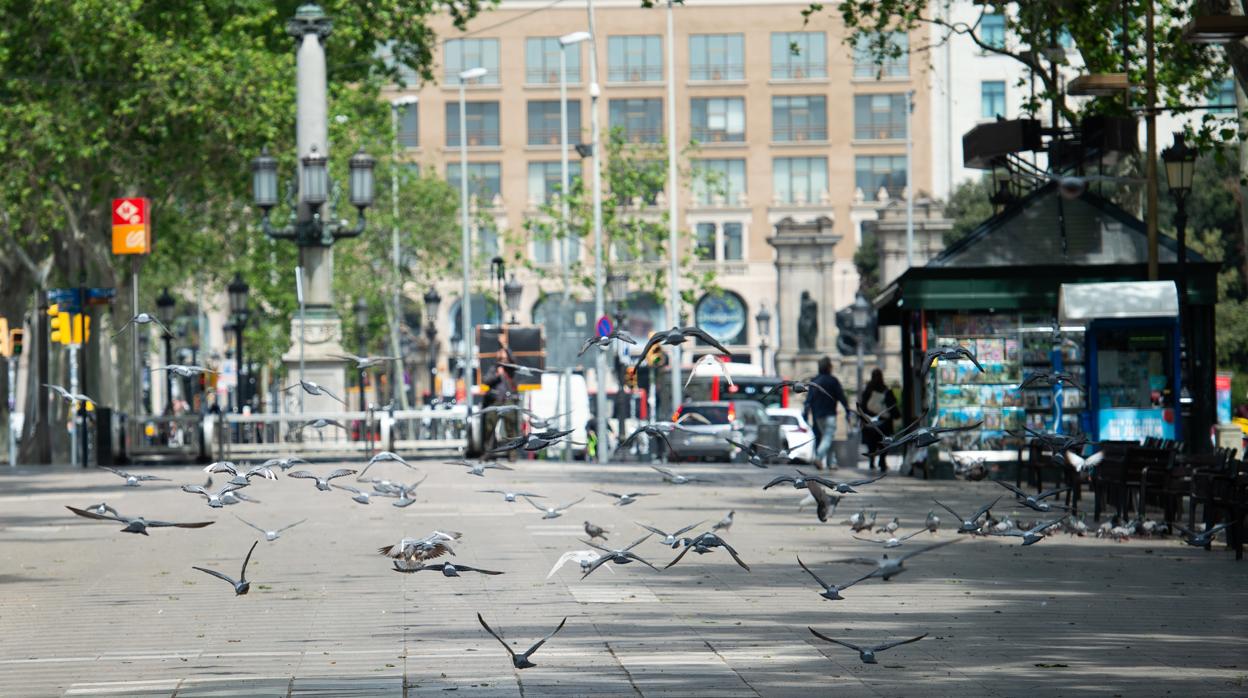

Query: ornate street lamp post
[[1162, 132, 1197, 428], [850, 293, 871, 402], [755, 306, 771, 377], [424, 288, 441, 403], [249, 3, 375, 413]]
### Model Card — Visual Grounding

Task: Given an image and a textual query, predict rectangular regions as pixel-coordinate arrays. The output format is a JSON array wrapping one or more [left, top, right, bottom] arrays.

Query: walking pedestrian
[[803, 356, 850, 470], [858, 368, 898, 472]]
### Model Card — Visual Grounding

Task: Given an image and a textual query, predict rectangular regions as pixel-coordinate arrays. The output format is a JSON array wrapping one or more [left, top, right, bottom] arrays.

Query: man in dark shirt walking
[[803, 356, 850, 470]]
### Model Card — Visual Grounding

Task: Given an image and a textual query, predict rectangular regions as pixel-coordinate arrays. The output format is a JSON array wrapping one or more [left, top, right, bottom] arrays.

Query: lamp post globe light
[[227, 274, 250, 413], [503, 275, 524, 325], [755, 306, 771, 376], [248, 3, 375, 415], [156, 289, 176, 413]]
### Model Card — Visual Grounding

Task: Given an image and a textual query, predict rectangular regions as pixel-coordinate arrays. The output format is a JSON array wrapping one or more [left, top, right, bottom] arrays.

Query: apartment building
[[385, 0, 932, 373]]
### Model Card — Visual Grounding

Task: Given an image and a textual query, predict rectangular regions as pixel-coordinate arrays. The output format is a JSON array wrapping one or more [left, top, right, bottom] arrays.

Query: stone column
[[767, 216, 841, 381], [281, 4, 348, 414], [863, 196, 952, 383]]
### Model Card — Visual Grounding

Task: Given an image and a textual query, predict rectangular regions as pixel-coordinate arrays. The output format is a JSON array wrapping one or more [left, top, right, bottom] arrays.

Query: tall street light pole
[[560, 31, 590, 462], [905, 90, 915, 268], [390, 96, 418, 410], [458, 66, 486, 429], [665, 0, 683, 412], [585, 1, 609, 462]]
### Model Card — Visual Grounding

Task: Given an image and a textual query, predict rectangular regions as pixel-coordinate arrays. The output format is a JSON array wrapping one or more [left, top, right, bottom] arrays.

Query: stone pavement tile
[[289, 676, 403, 696], [62, 678, 179, 696], [172, 676, 290, 697]]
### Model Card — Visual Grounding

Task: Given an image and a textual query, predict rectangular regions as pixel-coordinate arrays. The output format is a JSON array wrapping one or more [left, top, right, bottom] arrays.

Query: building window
[[852, 32, 909, 79], [773, 157, 828, 204], [854, 94, 907, 140], [1210, 78, 1236, 114], [693, 222, 746, 262], [723, 222, 743, 260], [479, 224, 499, 259], [445, 101, 500, 147], [695, 223, 716, 260], [981, 14, 1006, 50], [397, 102, 419, 148], [533, 237, 556, 264], [772, 95, 827, 142], [527, 161, 583, 204], [690, 34, 744, 81], [526, 37, 581, 85], [981, 81, 1006, 119], [527, 100, 582, 146], [444, 38, 500, 85], [446, 162, 502, 202], [608, 35, 662, 83], [855, 155, 907, 198], [693, 158, 746, 206], [770, 32, 827, 80], [691, 97, 745, 142], [609, 98, 663, 143]]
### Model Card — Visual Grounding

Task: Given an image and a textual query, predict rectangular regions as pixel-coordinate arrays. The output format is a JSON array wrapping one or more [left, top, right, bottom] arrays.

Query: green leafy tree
[[0, 0, 490, 456], [506, 129, 718, 320], [944, 177, 994, 247]]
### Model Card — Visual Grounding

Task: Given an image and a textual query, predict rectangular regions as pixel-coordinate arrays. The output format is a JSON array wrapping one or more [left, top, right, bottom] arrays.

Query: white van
[[524, 372, 591, 458]]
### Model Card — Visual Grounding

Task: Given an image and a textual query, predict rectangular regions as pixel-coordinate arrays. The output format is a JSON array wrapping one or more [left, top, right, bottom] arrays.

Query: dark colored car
[[666, 400, 774, 462]]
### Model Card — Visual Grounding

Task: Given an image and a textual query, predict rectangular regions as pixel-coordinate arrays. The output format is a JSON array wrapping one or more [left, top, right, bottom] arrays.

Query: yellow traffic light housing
[[72, 314, 90, 344], [0, 317, 7, 357], [8, 329, 23, 356], [48, 305, 70, 345]]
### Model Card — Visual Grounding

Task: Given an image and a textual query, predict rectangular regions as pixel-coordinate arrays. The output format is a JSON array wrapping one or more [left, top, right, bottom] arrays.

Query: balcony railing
[[854, 123, 905, 140], [773, 126, 827, 142], [527, 68, 581, 84], [608, 66, 663, 83], [690, 63, 745, 81], [691, 127, 745, 143], [446, 131, 501, 147]]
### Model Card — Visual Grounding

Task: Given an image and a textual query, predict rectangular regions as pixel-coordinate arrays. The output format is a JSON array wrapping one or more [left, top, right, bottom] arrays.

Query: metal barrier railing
[[214, 407, 468, 461]]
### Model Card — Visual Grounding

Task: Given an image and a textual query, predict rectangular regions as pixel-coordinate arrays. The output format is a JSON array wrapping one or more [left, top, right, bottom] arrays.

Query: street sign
[[111, 197, 151, 255], [86, 287, 116, 305], [48, 288, 82, 314], [596, 315, 612, 338]]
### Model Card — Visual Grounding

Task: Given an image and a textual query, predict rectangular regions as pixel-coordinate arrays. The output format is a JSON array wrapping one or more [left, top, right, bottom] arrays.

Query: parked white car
[[766, 407, 816, 463]]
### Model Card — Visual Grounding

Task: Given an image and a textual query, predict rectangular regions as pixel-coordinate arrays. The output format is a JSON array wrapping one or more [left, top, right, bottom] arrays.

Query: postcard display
[[926, 313, 1087, 452]]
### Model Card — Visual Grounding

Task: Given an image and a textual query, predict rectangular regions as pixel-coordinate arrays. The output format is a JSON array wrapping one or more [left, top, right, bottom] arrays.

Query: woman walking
[[858, 368, 898, 471]]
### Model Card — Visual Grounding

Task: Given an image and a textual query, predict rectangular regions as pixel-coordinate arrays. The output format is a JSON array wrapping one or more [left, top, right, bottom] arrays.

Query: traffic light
[[9, 329, 23, 356], [48, 305, 70, 345], [72, 314, 90, 344], [0, 318, 7, 357]]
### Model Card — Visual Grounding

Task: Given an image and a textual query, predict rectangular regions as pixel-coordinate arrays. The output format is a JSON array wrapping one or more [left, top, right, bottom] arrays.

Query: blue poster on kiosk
[[1085, 318, 1182, 443]]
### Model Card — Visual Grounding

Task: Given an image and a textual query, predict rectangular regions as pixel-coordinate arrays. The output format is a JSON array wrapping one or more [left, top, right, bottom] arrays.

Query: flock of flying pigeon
[[55, 316, 1231, 673]]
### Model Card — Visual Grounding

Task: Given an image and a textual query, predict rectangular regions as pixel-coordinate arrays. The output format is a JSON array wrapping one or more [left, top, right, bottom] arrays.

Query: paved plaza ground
[[0, 455, 1245, 697]]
